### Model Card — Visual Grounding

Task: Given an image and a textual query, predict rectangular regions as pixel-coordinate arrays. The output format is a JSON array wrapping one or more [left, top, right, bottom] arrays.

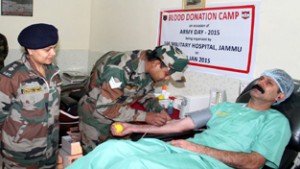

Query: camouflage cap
[[154, 45, 188, 82]]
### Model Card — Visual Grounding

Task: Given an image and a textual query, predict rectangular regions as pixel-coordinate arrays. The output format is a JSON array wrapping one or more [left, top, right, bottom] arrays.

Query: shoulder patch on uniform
[[1, 61, 23, 78]]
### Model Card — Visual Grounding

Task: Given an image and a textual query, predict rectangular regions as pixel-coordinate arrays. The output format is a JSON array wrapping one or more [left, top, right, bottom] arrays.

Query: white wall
[[88, 0, 183, 72], [255, 0, 300, 78], [89, 0, 182, 52], [0, 0, 91, 73]]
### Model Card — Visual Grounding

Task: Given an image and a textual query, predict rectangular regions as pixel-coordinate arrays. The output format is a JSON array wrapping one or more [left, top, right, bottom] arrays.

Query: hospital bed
[[59, 78, 300, 169]]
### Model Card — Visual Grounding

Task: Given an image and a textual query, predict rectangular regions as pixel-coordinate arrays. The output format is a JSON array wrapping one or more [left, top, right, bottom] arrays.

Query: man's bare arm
[[170, 139, 266, 169], [111, 117, 195, 136]]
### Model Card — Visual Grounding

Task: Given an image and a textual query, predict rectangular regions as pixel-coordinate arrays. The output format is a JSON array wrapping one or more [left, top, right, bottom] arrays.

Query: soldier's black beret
[[18, 23, 58, 49]]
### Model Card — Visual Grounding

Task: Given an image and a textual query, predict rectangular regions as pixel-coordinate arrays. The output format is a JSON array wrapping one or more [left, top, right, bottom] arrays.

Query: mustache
[[252, 84, 265, 94]]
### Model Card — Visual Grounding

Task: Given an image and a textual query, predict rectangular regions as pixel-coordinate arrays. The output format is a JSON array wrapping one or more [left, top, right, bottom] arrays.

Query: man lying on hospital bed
[[66, 68, 294, 169]]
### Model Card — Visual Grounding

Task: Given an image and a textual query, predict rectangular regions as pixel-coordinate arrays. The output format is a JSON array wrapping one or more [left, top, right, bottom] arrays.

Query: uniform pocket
[[18, 80, 48, 122]]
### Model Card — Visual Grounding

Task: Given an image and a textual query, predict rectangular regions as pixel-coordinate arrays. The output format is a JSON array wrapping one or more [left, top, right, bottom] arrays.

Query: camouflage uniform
[[78, 45, 188, 152], [0, 33, 8, 70], [0, 55, 62, 168]]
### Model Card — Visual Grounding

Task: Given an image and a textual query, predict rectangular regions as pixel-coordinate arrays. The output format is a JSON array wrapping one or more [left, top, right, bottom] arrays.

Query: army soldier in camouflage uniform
[[0, 23, 61, 168], [0, 33, 8, 70], [78, 45, 188, 153]]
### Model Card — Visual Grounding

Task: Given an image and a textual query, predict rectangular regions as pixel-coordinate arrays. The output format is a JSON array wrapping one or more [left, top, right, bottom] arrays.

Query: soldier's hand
[[145, 112, 168, 126], [160, 110, 172, 121]]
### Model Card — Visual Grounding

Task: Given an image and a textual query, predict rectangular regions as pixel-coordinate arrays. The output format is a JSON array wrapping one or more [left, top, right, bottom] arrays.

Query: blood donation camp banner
[[157, 2, 260, 80]]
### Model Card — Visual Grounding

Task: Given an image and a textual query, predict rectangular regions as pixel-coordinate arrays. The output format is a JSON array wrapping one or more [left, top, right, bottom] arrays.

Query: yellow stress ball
[[113, 123, 124, 133]]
